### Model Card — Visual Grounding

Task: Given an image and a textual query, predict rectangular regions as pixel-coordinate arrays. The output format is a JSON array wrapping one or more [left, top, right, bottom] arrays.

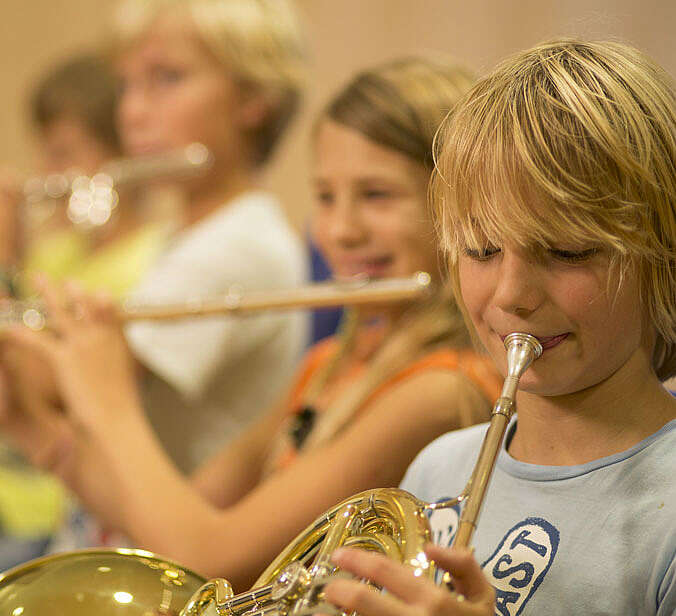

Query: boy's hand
[[324, 544, 494, 616]]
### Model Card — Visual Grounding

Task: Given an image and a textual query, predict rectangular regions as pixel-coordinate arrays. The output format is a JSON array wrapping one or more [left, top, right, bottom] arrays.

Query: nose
[[492, 248, 545, 317], [325, 197, 369, 247], [117, 82, 152, 141]]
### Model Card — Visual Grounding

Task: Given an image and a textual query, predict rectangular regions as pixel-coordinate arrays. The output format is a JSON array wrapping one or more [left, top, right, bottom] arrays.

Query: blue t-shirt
[[401, 418, 676, 616]]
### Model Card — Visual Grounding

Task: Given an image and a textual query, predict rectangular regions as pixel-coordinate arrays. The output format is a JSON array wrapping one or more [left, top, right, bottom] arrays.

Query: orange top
[[268, 337, 501, 471]]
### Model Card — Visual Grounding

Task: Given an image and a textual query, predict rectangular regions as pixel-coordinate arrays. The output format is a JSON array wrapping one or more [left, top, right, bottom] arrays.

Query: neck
[[508, 349, 676, 465], [347, 300, 419, 357], [91, 191, 145, 249], [348, 311, 388, 361], [183, 162, 258, 227]]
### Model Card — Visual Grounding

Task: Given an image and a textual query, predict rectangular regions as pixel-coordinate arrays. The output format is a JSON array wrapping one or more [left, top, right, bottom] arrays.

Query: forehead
[[42, 115, 92, 139], [313, 120, 425, 184], [114, 14, 217, 73], [441, 159, 616, 255]]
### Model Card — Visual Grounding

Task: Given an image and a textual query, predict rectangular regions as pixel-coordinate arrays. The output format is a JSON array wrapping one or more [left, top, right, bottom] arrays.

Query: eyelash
[[313, 188, 395, 206], [314, 191, 333, 206], [463, 247, 599, 263], [362, 189, 392, 200], [549, 248, 598, 262], [463, 246, 500, 261], [151, 67, 186, 86]]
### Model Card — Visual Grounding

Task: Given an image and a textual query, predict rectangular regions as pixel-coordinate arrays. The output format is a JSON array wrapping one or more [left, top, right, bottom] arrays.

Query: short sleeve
[[125, 194, 307, 400]]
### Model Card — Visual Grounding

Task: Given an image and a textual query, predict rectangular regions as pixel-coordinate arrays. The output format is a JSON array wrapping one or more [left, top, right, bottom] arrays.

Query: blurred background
[[1, 0, 675, 229]]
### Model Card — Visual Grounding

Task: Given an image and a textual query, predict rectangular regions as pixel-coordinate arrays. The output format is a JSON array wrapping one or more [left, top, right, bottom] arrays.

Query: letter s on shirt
[[481, 517, 560, 616]]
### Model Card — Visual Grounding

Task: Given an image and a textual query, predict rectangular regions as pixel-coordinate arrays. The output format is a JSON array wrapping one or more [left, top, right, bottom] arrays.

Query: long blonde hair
[[431, 39, 676, 380], [303, 57, 479, 448]]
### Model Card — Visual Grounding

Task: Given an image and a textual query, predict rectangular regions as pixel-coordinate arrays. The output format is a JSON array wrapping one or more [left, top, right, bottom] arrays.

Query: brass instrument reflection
[[0, 332, 541, 616]]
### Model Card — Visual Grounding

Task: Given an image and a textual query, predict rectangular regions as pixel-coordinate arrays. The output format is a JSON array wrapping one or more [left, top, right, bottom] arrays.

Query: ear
[[236, 90, 271, 132]]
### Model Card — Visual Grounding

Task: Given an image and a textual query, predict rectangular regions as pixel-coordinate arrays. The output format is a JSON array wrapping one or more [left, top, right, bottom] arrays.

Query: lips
[[334, 255, 394, 278], [500, 332, 569, 351], [124, 141, 169, 156], [537, 333, 569, 350]]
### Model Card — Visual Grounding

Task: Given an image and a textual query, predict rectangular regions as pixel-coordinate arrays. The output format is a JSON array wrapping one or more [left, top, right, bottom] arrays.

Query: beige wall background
[[1, 0, 675, 229]]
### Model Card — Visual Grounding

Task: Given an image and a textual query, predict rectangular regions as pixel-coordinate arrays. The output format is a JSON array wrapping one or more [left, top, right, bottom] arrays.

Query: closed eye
[[151, 66, 186, 85], [463, 245, 501, 261], [549, 248, 598, 263], [361, 189, 392, 200], [314, 190, 334, 206]]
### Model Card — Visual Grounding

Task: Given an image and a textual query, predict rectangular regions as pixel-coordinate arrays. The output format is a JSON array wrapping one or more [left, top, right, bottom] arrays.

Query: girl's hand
[[5, 277, 143, 436], [325, 544, 495, 616], [0, 347, 77, 482], [0, 166, 23, 268]]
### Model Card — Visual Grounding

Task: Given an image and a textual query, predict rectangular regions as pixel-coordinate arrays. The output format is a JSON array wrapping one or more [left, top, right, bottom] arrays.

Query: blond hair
[[431, 39, 676, 379], [322, 56, 475, 171], [112, 0, 306, 165], [302, 58, 481, 448]]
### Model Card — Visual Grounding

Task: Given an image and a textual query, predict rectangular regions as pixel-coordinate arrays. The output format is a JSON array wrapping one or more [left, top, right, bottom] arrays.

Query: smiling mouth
[[336, 256, 394, 277], [500, 332, 569, 350]]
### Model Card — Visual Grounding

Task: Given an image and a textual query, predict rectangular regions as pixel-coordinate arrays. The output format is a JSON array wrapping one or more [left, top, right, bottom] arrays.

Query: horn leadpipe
[[451, 332, 542, 549]]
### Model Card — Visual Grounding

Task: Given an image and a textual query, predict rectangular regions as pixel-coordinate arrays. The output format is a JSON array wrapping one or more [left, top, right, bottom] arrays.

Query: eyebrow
[[313, 174, 404, 186]]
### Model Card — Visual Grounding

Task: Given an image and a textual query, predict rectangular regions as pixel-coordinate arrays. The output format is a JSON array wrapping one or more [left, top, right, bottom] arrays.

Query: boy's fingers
[[331, 548, 429, 604], [425, 545, 494, 603], [324, 578, 412, 616]]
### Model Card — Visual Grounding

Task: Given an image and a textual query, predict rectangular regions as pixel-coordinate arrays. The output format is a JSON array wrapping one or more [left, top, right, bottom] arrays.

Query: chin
[[515, 364, 598, 397]]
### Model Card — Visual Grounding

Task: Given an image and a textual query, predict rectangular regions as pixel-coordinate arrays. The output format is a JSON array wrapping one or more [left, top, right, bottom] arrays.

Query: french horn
[[0, 333, 541, 615]]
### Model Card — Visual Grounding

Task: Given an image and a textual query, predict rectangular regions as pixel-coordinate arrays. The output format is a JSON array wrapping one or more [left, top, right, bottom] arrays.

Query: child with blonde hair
[[326, 39, 676, 616]]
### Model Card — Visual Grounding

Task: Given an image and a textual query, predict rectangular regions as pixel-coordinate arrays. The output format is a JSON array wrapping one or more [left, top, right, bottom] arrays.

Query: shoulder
[[366, 353, 494, 429], [378, 348, 500, 404], [139, 192, 305, 293], [219, 192, 300, 244], [296, 337, 339, 380], [415, 422, 490, 462], [400, 423, 489, 498], [627, 419, 676, 491], [285, 337, 340, 408], [175, 191, 299, 251], [214, 192, 306, 279], [376, 368, 484, 412]]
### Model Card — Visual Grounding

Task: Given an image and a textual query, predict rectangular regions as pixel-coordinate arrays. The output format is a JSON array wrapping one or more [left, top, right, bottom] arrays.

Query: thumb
[[425, 545, 494, 603], [0, 365, 10, 420], [4, 324, 58, 363]]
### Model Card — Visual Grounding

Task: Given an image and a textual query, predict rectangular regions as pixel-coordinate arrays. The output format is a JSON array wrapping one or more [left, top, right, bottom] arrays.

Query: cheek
[[586, 283, 642, 352], [310, 213, 330, 254], [551, 272, 626, 334], [458, 260, 488, 324], [179, 99, 224, 139], [379, 208, 435, 261], [409, 224, 438, 260], [167, 83, 233, 141]]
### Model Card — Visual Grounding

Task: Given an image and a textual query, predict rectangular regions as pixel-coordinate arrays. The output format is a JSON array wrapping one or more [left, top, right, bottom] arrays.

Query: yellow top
[[0, 223, 171, 543], [21, 223, 171, 299]]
